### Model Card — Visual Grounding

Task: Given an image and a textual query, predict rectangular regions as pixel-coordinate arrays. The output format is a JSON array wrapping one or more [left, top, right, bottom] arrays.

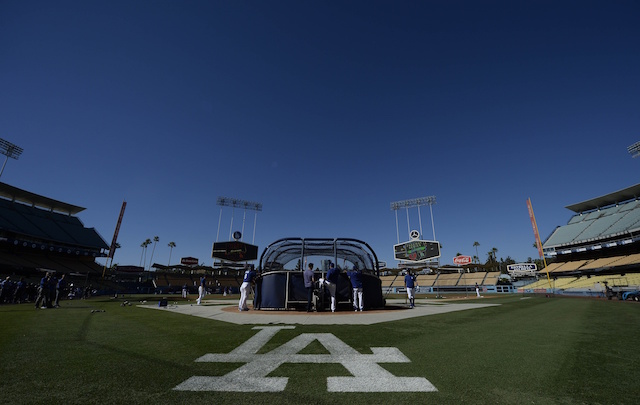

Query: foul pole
[[527, 198, 552, 289]]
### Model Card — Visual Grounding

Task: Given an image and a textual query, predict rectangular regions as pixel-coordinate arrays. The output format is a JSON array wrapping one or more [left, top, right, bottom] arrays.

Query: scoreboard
[[394, 240, 440, 262]]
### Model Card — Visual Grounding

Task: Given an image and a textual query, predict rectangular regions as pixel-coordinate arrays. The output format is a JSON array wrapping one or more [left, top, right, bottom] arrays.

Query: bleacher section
[[534, 184, 640, 297], [482, 272, 500, 285], [543, 184, 640, 255], [524, 273, 640, 292], [0, 182, 109, 277], [545, 201, 640, 249], [0, 198, 107, 250], [610, 253, 640, 266], [380, 272, 502, 294], [458, 272, 486, 287], [379, 275, 404, 289], [579, 257, 625, 270], [434, 273, 461, 286], [416, 274, 437, 287], [522, 252, 640, 295], [538, 254, 640, 276], [556, 260, 589, 272]]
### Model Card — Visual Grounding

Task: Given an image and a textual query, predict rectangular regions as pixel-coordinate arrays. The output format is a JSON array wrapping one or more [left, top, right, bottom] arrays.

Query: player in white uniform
[[196, 276, 206, 305], [239, 266, 257, 311]]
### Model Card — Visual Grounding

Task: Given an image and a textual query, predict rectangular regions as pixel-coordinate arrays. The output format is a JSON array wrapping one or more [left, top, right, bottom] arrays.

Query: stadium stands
[[543, 184, 640, 254], [524, 273, 640, 292], [0, 182, 108, 277], [457, 272, 485, 287], [529, 184, 640, 297], [380, 271, 505, 295], [434, 273, 461, 286], [416, 274, 437, 287], [481, 272, 500, 286]]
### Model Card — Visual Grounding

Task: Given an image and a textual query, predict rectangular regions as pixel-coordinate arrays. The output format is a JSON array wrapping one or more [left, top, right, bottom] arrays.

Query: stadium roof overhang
[[259, 237, 380, 275], [566, 183, 640, 213], [0, 182, 85, 215]]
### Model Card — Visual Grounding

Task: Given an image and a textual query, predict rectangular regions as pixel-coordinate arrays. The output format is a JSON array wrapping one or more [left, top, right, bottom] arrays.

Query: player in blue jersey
[[320, 262, 340, 312], [239, 265, 257, 311], [54, 273, 67, 307], [34, 272, 51, 309], [404, 270, 416, 308], [347, 264, 364, 311]]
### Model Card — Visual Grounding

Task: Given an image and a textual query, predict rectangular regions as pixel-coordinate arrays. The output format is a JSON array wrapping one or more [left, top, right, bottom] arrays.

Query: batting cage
[[254, 238, 384, 311]]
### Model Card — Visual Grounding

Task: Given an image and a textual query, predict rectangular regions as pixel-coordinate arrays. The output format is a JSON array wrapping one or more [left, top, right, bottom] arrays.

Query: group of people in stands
[[0, 273, 92, 307]]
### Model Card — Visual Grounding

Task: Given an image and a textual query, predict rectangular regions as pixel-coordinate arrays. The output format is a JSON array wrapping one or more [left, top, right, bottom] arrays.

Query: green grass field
[[1, 294, 639, 405]]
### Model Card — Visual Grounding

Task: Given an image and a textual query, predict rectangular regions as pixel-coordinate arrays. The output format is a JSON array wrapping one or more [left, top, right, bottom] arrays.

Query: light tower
[[0, 138, 23, 178], [391, 196, 439, 269], [628, 141, 640, 158], [216, 197, 262, 244], [390, 196, 437, 242]]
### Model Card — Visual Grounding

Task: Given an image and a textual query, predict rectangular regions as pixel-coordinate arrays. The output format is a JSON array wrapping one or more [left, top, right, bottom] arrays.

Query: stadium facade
[[524, 183, 640, 296]]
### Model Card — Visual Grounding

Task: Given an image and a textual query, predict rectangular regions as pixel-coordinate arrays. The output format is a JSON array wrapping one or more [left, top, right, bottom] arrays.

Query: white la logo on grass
[[174, 326, 437, 393]]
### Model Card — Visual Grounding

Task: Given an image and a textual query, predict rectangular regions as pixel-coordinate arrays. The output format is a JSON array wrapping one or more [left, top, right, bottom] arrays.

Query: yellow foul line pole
[[527, 198, 552, 289]]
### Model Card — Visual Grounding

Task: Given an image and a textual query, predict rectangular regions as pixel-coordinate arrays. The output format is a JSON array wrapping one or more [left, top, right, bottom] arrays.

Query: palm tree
[[167, 241, 176, 266], [148, 236, 159, 269], [142, 238, 152, 269], [140, 241, 146, 266], [490, 247, 499, 272], [473, 241, 480, 263]]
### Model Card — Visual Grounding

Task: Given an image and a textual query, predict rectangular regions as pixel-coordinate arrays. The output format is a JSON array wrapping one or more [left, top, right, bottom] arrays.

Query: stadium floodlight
[[217, 196, 262, 211], [216, 196, 263, 246], [390, 196, 436, 210], [628, 141, 640, 158], [391, 195, 438, 246], [0, 138, 23, 178]]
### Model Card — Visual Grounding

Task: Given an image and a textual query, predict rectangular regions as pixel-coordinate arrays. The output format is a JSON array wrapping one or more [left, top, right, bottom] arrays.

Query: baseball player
[[196, 275, 206, 305], [347, 264, 364, 311], [404, 270, 416, 308], [321, 262, 340, 312], [239, 265, 257, 311]]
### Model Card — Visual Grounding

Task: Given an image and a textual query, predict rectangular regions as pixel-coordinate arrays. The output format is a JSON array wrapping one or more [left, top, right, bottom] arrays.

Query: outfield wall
[[384, 285, 516, 294]]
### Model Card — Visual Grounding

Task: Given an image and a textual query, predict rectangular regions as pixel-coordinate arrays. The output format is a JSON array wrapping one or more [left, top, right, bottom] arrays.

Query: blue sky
[[1, 1, 639, 269]]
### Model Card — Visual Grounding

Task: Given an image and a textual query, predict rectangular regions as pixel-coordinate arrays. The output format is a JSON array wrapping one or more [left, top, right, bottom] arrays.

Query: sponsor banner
[[507, 263, 537, 272], [453, 255, 472, 265], [181, 257, 199, 266], [212, 241, 259, 262], [116, 265, 144, 273]]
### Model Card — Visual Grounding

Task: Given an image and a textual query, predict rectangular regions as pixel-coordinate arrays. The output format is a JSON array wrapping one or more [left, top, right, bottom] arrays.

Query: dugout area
[[254, 237, 384, 311]]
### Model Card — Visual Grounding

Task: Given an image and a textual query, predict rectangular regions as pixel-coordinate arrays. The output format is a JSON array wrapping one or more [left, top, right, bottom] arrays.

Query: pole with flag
[[526, 198, 552, 289]]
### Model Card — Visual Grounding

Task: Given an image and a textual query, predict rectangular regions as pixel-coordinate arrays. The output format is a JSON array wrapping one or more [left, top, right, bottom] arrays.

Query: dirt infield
[[141, 298, 499, 325]]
